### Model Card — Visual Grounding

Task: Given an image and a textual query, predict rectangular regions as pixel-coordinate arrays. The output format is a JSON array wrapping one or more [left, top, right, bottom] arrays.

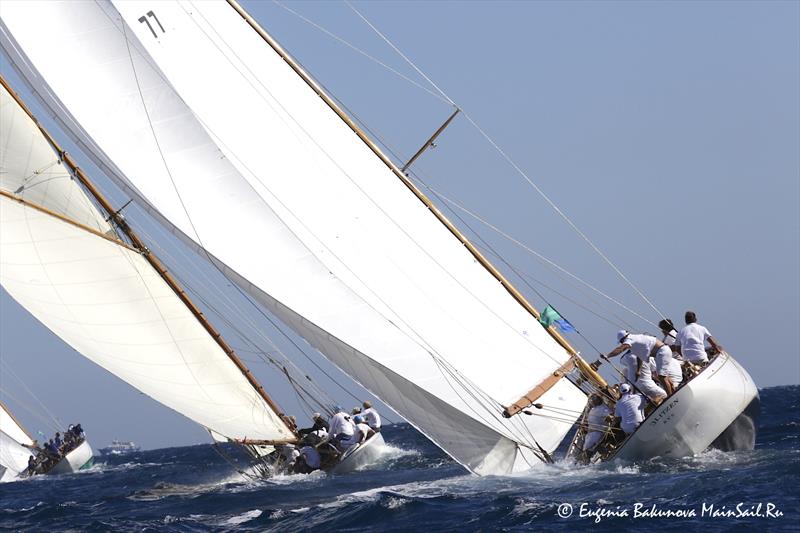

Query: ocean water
[[1, 385, 797, 532]]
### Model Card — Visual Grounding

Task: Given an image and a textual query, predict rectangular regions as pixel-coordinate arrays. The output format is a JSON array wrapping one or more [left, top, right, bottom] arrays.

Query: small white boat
[[47, 440, 94, 475], [328, 432, 386, 474], [99, 440, 141, 456]]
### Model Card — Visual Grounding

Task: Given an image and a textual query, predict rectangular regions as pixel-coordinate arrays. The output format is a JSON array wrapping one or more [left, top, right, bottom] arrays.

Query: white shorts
[[635, 378, 667, 401], [656, 346, 683, 385]]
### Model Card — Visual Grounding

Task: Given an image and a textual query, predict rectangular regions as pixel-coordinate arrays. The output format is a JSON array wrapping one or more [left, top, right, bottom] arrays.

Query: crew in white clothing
[[361, 401, 382, 432], [654, 344, 683, 395], [614, 384, 646, 435], [326, 409, 355, 449], [620, 352, 638, 384], [582, 395, 612, 454], [605, 330, 658, 364], [292, 445, 321, 474], [658, 319, 678, 347], [636, 357, 667, 405], [352, 415, 375, 444], [675, 311, 723, 364]]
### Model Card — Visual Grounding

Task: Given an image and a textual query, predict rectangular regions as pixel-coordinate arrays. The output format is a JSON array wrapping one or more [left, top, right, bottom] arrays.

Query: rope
[[343, 1, 666, 320]]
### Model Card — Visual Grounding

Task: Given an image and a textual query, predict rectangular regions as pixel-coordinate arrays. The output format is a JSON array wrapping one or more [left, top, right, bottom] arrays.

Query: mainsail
[[0, 0, 586, 474], [0, 78, 295, 444]]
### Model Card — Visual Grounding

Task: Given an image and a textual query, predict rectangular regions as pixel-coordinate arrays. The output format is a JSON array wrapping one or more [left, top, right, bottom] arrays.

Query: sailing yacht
[[0, 402, 93, 480], [0, 0, 758, 475], [0, 76, 381, 477]]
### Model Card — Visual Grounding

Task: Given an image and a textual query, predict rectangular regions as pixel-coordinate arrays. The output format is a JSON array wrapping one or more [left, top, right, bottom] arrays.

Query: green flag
[[539, 306, 577, 333], [539, 306, 561, 328]]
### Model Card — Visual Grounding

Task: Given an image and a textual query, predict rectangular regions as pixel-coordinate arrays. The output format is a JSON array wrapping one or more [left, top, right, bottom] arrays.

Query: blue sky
[[1, 1, 797, 450]]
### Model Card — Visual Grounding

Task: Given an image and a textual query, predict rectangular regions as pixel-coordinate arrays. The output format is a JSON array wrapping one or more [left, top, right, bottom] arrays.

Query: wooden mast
[[226, 1, 607, 402], [0, 75, 298, 440]]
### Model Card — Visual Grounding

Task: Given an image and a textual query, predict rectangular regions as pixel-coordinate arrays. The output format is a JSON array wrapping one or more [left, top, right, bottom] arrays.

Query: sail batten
[[0, 0, 587, 474]]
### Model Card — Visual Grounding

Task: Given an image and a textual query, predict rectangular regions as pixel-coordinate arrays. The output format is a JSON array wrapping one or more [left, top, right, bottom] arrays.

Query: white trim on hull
[[47, 440, 94, 475], [609, 353, 758, 462], [328, 432, 386, 474]]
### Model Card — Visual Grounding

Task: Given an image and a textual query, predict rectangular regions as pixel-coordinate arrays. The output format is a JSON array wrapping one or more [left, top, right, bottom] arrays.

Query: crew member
[[675, 311, 723, 364], [582, 395, 611, 455], [613, 383, 646, 435], [361, 401, 382, 432]]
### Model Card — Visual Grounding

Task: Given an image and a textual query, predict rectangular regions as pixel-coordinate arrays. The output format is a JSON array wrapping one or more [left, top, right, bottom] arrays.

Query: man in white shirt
[[361, 401, 382, 432], [582, 395, 611, 455], [654, 344, 683, 395], [326, 408, 356, 451], [614, 383, 646, 435], [675, 311, 723, 364], [292, 445, 321, 474], [352, 415, 375, 444]]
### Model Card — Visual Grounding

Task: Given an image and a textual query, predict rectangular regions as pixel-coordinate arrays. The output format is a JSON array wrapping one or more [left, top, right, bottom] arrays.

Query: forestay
[[0, 0, 586, 474], [0, 81, 294, 443]]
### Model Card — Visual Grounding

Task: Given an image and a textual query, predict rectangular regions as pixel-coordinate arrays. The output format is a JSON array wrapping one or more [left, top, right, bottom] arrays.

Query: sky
[[0, 0, 797, 450]]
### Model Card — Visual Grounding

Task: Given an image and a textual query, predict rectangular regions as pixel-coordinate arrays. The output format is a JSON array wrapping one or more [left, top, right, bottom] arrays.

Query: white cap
[[617, 330, 629, 343], [620, 383, 632, 394]]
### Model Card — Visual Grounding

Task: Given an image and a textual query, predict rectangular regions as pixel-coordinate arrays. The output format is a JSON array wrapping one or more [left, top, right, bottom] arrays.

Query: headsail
[[0, 402, 33, 480], [0, 0, 585, 474], [0, 78, 295, 443]]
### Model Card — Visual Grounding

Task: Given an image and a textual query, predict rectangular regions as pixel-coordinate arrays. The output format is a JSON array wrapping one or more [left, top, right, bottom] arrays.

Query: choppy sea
[[1, 385, 797, 532]]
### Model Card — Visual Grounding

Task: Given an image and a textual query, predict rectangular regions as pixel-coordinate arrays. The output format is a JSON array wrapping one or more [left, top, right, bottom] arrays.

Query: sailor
[[601, 330, 665, 403], [620, 351, 638, 384], [293, 445, 322, 474], [613, 383, 646, 435], [654, 343, 683, 396], [636, 356, 667, 405], [326, 408, 356, 450], [298, 412, 329, 437], [582, 395, 611, 455], [658, 319, 679, 348], [361, 400, 382, 432], [26, 455, 36, 473], [353, 415, 375, 444], [675, 311, 723, 364], [54, 432, 63, 450]]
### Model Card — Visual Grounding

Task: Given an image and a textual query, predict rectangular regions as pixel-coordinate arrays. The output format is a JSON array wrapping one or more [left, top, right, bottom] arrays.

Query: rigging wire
[[338, 0, 667, 321]]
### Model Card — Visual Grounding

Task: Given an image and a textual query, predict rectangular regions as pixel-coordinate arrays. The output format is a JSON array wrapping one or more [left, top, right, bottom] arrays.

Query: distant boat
[[0, 402, 93, 481], [99, 441, 141, 456]]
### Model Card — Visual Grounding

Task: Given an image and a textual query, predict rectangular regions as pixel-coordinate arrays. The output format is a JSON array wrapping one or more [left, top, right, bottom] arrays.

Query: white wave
[[224, 509, 262, 525]]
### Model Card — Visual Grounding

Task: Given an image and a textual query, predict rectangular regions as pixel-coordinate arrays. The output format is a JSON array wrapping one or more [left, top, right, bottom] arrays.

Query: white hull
[[328, 432, 386, 474], [610, 353, 758, 462], [47, 440, 94, 475]]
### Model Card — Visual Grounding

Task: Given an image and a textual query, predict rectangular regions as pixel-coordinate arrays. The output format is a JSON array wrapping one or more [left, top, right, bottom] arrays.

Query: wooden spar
[[237, 438, 301, 446], [0, 190, 138, 253], [226, 1, 607, 393], [401, 107, 460, 172], [0, 75, 298, 440], [502, 360, 574, 418]]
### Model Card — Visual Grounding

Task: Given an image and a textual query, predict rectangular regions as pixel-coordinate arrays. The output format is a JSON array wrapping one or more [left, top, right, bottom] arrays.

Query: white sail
[[0, 430, 31, 481], [0, 402, 33, 481], [0, 1, 585, 474], [0, 82, 294, 443], [0, 401, 33, 447]]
